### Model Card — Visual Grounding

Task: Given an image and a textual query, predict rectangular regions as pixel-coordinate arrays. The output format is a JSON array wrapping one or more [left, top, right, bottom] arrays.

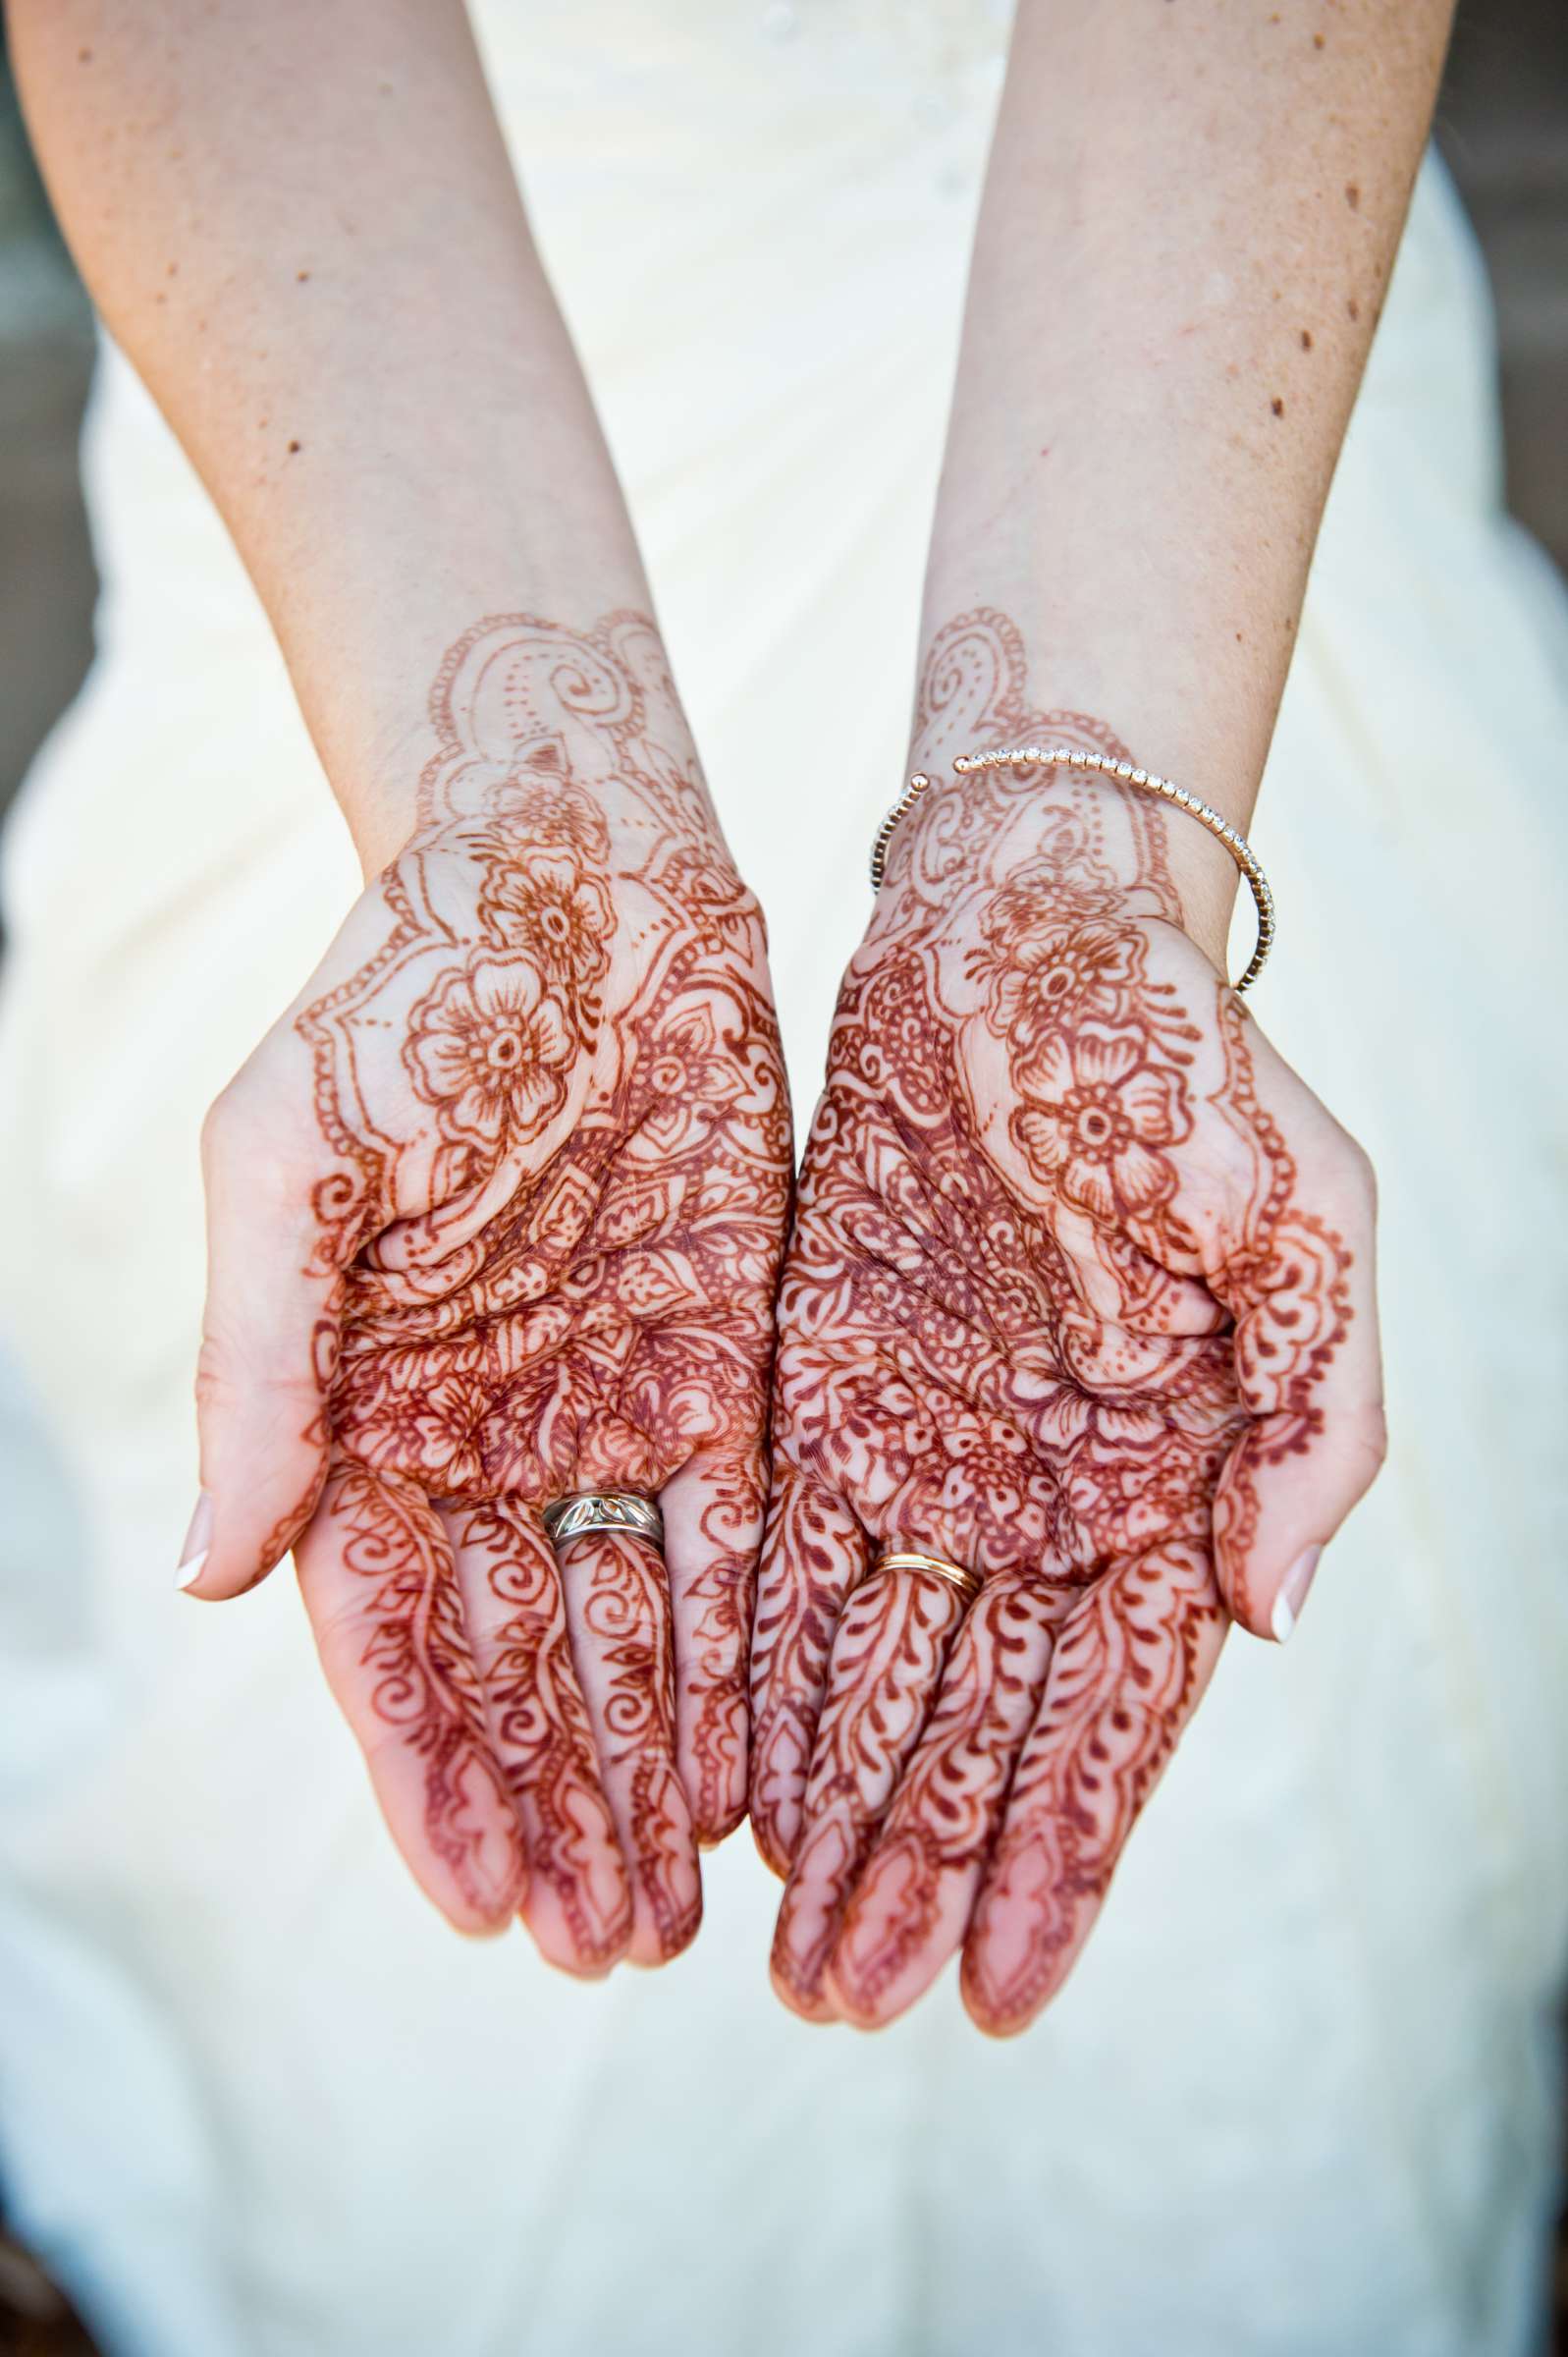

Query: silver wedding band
[[542, 1491, 665, 1553]]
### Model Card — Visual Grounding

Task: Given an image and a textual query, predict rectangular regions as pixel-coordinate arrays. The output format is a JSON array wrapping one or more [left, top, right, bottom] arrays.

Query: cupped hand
[[749, 610, 1382, 2034], [187, 613, 791, 1973]]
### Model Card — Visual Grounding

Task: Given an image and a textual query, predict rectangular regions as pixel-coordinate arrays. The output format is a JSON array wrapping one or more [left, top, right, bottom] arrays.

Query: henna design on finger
[[961, 1544, 1224, 2034], [309, 1459, 525, 1924], [828, 1572, 1060, 2027], [563, 1530, 701, 1962], [448, 1501, 631, 1973], [772, 1568, 967, 2016], [662, 1452, 767, 1844], [748, 1471, 868, 1875]]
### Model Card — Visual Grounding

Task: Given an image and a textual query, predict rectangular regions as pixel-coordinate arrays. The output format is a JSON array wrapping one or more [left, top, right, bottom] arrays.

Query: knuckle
[[1332, 1125, 1379, 1215], [192, 1335, 227, 1418], [200, 1053, 276, 1172], [198, 1079, 243, 1170], [202, 1057, 322, 1231], [1360, 1398, 1389, 1471]]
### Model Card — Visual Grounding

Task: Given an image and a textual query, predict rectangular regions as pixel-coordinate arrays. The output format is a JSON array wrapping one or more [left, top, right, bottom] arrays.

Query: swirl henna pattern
[[750, 609, 1382, 2035], [204, 613, 790, 1972]]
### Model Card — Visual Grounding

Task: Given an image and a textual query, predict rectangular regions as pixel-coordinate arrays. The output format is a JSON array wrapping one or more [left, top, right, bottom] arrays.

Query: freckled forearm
[[6, 0, 655, 870], [917, 0, 1454, 915]]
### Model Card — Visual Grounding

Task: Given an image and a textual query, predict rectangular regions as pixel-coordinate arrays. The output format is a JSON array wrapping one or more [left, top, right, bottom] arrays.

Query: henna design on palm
[[195, 614, 791, 1972], [750, 609, 1383, 2034]]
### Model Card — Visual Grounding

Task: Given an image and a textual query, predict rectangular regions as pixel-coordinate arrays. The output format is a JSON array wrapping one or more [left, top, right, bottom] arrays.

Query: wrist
[[883, 755, 1240, 975], [889, 610, 1261, 978], [318, 610, 727, 886]]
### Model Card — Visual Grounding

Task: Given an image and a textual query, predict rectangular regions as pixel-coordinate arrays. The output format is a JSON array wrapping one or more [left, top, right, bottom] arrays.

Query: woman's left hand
[[749, 612, 1385, 2034]]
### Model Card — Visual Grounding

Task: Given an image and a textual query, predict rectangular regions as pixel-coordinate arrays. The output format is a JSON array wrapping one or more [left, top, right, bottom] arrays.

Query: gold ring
[[872, 1549, 983, 1610], [542, 1492, 665, 1552]]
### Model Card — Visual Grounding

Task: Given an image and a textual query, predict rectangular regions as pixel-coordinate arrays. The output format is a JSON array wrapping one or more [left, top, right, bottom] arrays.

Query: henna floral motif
[[752, 608, 1372, 2036], [479, 850, 613, 991], [405, 954, 574, 1150], [1011, 1024, 1191, 1220], [274, 613, 789, 1968]]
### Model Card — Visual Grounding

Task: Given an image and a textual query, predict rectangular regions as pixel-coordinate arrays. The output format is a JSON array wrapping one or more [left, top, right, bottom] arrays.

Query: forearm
[[916, 0, 1454, 956], [8, 0, 667, 873]]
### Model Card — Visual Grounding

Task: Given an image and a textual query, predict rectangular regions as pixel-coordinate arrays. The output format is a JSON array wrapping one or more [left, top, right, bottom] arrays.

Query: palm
[[749, 611, 1379, 2033], [200, 616, 790, 1972]]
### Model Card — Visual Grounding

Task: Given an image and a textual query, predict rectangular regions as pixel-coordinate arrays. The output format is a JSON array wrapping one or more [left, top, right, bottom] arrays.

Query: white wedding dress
[[2, 6, 1567, 2353]]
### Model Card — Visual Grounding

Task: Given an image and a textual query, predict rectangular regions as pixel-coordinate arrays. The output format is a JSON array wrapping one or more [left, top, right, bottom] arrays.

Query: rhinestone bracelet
[[868, 742, 1274, 993]]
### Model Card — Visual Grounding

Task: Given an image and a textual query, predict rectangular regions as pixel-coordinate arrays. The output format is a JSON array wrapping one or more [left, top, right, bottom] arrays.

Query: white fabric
[[2, 5, 1567, 2352]]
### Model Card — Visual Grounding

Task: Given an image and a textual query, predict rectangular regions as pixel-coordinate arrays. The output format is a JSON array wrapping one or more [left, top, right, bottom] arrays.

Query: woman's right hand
[[187, 612, 792, 1974]]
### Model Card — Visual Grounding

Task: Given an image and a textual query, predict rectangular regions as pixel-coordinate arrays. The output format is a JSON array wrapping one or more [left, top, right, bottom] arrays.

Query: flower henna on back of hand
[[197, 613, 791, 1974], [750, 607, 1383, 2034]]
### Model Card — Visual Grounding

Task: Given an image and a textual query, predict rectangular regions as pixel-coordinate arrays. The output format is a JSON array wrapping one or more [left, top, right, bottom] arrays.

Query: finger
[[184, 1069, 341, 1600], [295, 1460, 525, 1935], [961, 1541, 1226, 2036], [557, 1528, 701, 1966], [445, 1500, 631, 1977], [747, 1467, 868, 1878], [1213, 1151, 1385, 1644], [771, 1565, 967, 2023], [660, 1445, 767, 1847], [825, 1571, 1059, 2029]]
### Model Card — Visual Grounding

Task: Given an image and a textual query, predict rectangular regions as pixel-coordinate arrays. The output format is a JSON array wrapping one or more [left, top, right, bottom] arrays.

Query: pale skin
[[11, 0, 1453, 2015], [8, 0, 793, 1971], [751, 0, 1453, 2030]]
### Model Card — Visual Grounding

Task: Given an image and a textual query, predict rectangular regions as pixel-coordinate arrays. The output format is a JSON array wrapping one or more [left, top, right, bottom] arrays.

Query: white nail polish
[[176, 1550, 208, 1593], [1271, 1545, 1323, 1645]]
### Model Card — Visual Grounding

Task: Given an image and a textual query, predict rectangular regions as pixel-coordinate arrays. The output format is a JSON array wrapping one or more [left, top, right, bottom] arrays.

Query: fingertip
[[515, 1855, 633, 1979], [1217, 1516, 1325, 1644], [414, 1852, 526, 1941], [521, 1913, 626, 1980], [957, 1946, 1039, 2040], [413, 1844, 525, 1939], [453, 1906, 519, 1944], [1267, 1543, 1323, 1644], [175, 1549, 211, 1597], [768, 1948, 839, 2025], [692, 1793, 747, 1851], [677, 1706, 749, 1847], [748, 1791, 800, 1881], [623, 1887, 703, 1969], [176, 1526, 300, 1605], [177, 1438, 331, 1602], [819, 1955, 892, 2034], [175, 1493, 215, 1593], [746, 1703, 812, 1875]]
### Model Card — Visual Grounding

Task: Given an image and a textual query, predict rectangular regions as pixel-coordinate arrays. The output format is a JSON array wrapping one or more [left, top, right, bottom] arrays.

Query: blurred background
[[0, 1, 1564, 2348]]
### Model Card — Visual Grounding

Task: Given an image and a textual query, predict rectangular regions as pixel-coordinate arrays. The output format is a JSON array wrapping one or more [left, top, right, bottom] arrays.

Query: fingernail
[[177, 1492, 215, 1591], [1271, 1545, 1322, 1644]]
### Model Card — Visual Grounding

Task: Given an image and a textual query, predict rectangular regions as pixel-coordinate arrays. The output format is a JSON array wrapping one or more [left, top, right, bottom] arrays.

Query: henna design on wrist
[[274, 614, 788, 1959], [756, 609, 1361, 2032]]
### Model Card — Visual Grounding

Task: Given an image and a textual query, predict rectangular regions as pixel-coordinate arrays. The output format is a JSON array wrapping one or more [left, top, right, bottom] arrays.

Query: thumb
[[179, 1065, 344, 1601], [1212, 1136, 1385, 1645]]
